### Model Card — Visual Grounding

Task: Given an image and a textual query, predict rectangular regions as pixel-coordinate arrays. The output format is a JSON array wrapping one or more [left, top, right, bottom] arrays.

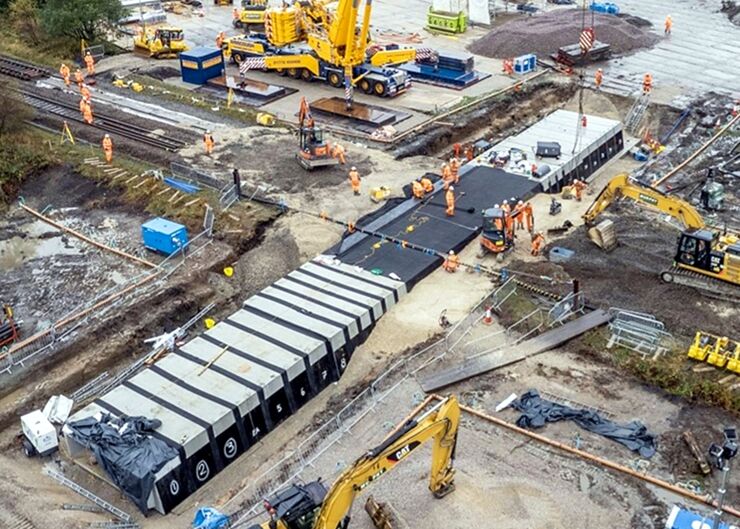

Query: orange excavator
[[297, 97, 339, 171], [0, 304, 19, 349], [478, 207, 514, 260]]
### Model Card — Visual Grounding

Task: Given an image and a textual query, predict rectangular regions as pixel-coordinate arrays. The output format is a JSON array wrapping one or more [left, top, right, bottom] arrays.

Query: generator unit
[[20, 410, 59, 457], [142, 217, 189, 256]]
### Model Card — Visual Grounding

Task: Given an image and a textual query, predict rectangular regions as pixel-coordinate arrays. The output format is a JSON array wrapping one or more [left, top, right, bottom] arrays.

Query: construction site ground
[[0, 1, 739, 528]]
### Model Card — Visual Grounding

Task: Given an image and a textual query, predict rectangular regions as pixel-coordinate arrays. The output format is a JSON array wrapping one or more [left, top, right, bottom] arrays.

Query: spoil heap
[[469, 9, 659, 59]]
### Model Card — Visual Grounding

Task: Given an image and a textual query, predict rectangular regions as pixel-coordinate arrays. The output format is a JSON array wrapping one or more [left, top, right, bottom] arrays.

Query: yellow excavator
[[134, 27, 189, 58], [233, 0, 268, 28], [583, 173, 740, 299], [237, 395, 459, 529]]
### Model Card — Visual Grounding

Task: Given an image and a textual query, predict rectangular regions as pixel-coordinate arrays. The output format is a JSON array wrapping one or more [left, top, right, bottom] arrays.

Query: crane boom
[[583, 173, 705, 229]]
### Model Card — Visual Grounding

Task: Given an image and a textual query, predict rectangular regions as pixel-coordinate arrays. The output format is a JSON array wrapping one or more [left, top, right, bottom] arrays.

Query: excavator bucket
[[587, 219, 617, 252]]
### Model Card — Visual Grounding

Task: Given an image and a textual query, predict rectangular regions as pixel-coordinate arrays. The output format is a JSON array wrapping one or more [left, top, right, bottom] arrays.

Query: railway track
[[0, 54, 50, 81], [19, 89, 187, 152]]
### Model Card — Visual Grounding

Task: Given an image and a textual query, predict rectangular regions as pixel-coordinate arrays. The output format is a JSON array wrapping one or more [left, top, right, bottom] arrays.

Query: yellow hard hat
[[204, 318, 216, 329], [223, 266, 234, 277]]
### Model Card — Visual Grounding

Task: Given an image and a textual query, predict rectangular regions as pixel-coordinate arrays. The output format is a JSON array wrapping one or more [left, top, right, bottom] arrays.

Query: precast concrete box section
[[472, 109, 624, 191], [64, 257, 406, 515]]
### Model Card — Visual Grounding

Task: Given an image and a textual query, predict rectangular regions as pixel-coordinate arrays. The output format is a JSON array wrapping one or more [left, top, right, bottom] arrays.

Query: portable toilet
[[514, 54, 537, 75], [142, 217, 189, 256], [180, 47, 224, 85]]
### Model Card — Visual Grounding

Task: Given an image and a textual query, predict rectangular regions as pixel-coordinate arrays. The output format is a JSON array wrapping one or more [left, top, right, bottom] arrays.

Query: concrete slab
[[595, 0, 740, 102]]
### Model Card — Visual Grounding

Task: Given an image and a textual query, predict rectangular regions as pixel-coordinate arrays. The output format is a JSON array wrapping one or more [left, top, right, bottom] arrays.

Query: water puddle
[[0, 220, 83, 270]]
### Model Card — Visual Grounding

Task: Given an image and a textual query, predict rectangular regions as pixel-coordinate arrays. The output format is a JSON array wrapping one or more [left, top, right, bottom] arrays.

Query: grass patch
[[498, 289, 740, 412], [576, 327, 740, 412], [0, 27, 73, 67], [126, 74, 270, 126], [0, 130, 53, 207]]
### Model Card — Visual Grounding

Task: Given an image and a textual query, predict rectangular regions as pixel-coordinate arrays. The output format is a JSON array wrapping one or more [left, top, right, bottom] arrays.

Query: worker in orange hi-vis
[[79, 96, 88, 115], [441, 162, 453, 189], [503, 58, 514, 76], [531, 232, 545, 256], [412, 179, 425, 199], [642, 73, 653, 94], [332, 143, 346, 164], [664, 15, 672, 35], [464, 144, 474, 161], [524, 201, 534, 232], [59, 63, 71, 86], [573, 178, 587, 201], [232, 7, 240, 20], [453, 143, 461, 159], [442, 250, 460, 273], [80, 83, 91, 101], [102, 134, 113, 163], [501, 199, 511, 216], [84, 51, 95, 76], [449, 157, 461, 184], [203, 130, 215, 154], [348, 166, 361, 196], [74, 68, 84, 86], [82, 100, 94, 125], [445, 186, 455, 216], [594, 68, 603, 90], [513, 200, 525, 231], [216, 31, 226, 48], [420, 176, 434, 193]]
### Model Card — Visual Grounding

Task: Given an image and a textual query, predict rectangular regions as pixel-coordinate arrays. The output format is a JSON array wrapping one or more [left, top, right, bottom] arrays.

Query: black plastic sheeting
[[67, 414, 179, 512], [512, 390, 657, 458], [331, 166, 539, 287]]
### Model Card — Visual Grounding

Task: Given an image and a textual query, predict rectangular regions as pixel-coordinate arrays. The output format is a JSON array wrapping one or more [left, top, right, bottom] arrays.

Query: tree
[[40, 0, 128, 43], [9, 0, 42, 45]]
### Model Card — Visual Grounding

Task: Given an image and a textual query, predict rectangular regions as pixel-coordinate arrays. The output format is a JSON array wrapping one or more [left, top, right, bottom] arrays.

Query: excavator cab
[[249, 481, 328, 529], [479, 207, 513, 256], [134, 26, 188, 58], [296, 97, 339, 170], [675, 230, 725, 274]]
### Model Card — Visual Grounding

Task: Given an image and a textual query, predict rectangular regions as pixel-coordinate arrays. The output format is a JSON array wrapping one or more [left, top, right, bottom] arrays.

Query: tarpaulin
[[512, 389, 657, 458], [67, 414, 179, 512], [192, 507, 230, 529]]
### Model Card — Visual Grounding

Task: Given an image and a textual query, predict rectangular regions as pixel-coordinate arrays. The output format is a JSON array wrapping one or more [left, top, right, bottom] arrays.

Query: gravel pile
[[468, 9, 659, 59]]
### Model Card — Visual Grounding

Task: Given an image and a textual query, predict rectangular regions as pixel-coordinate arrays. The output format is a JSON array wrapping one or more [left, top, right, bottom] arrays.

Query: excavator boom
[[315, 396, 458, 529], [583, 173, 705, 229], [247, 396, 459, 529]]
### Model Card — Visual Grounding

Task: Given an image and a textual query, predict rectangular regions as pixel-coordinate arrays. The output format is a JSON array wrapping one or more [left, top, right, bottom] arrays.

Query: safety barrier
[[170, 162, 229, 192], [607, 308, 671, 359]]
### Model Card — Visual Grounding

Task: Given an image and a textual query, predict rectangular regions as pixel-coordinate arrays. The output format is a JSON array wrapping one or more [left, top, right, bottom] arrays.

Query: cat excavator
[[194, 396, 459, 529], [134, 26, 189, 58], [583, 173, 740, 300]]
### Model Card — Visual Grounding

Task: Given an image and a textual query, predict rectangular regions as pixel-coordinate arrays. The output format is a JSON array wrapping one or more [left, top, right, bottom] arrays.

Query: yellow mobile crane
[[583, 173, 740, 299], [203, 396, 458, 529], [226, 0, 425, 106]]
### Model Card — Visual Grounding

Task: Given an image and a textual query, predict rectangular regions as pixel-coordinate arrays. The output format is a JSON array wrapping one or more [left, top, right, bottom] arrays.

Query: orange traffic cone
[[483, 306, 493, 325]]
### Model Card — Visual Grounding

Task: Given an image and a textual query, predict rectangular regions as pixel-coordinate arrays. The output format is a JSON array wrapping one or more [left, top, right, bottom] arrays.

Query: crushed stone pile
[[722, 0, 740, 26], [469, 9, 660, 59]]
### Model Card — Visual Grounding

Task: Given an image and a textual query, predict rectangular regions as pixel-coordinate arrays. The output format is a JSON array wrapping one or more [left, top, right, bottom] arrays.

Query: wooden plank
[[418, 309, 612, 392]]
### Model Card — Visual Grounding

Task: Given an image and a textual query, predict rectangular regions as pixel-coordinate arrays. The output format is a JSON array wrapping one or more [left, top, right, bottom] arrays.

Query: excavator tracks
[[660, 266, 740, 303]]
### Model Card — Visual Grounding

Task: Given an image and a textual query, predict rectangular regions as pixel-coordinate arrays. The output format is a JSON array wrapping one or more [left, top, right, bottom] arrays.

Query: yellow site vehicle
[[584, 173, 740, 299], [227, 0, 423, 103], [233, 0, 267, 28], [134, 27, 188, 58], [195, 395, 459, 529], [687, 331, 740, 373]]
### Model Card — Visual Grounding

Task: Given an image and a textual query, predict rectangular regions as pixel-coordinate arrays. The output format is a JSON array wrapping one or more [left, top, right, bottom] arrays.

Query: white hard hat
[[449, 158, 454, 162], [448, 186, 454, 191], [449, 250, 455, 255], [104, 134, 110, 138], [518, 200, 523, 205], [573, 178, 579, 183], [494, 204, 499, 208], [503, 199, 508, 204], [351, 166, 357, 170], [206, 130, 211, 134]]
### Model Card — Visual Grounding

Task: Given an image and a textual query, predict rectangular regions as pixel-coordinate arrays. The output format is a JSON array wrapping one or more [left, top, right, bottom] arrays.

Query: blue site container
[[180, 47, 224, 85], [142, 217, 189, 256], [514, 54, 537, 75], [590, 2, 620, 14]]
